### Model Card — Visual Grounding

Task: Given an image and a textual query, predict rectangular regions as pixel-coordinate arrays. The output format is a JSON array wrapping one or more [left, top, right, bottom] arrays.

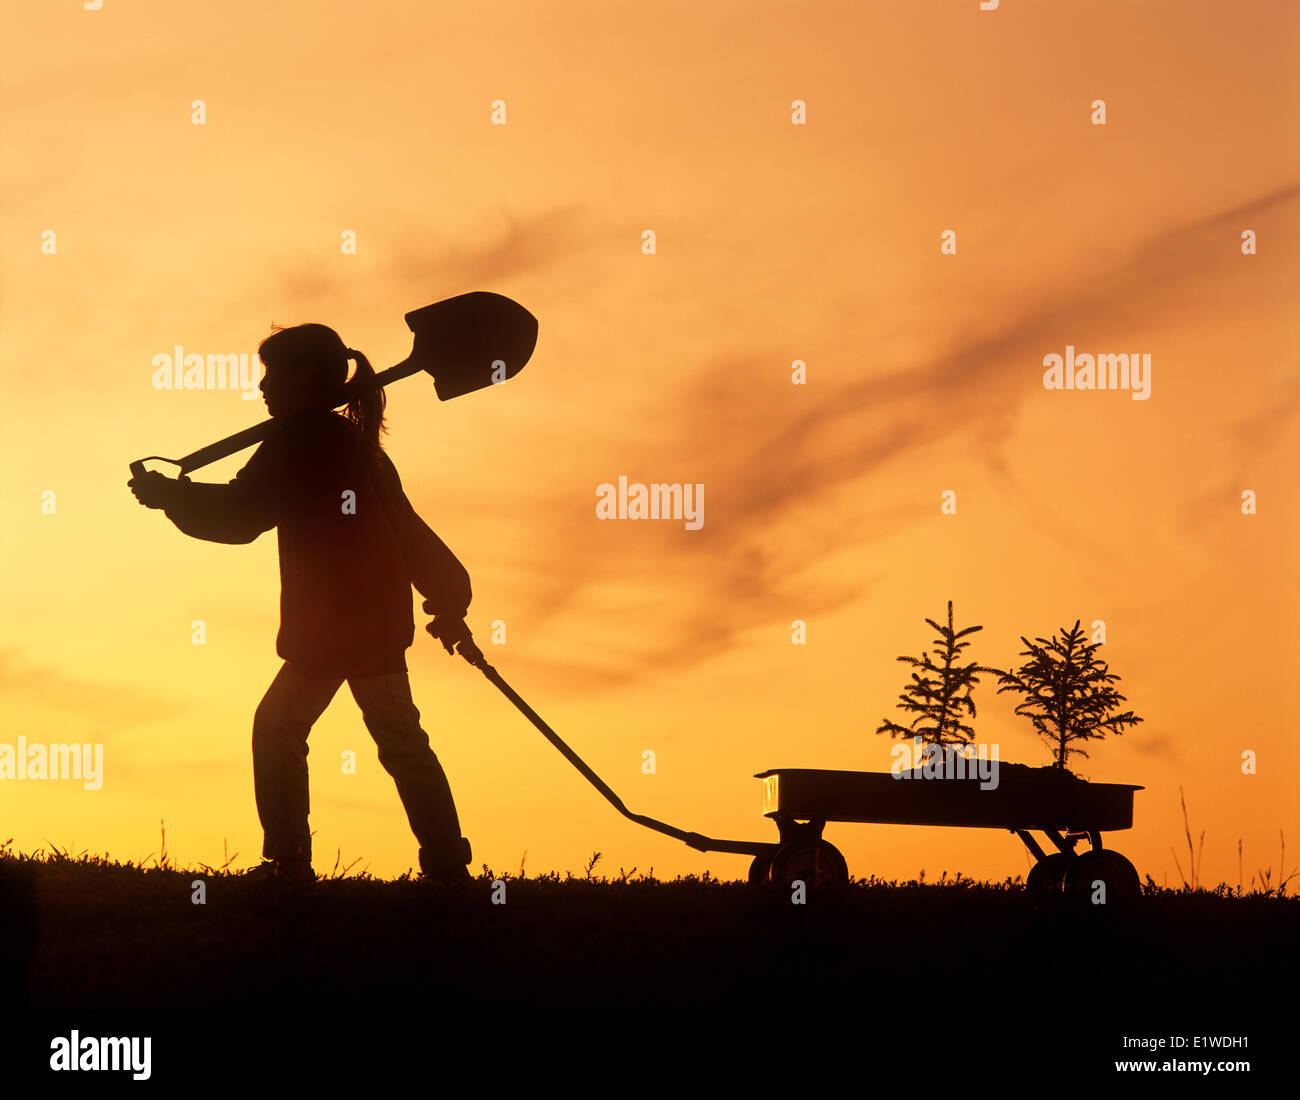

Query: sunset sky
[[2, 0, 1297, 888]]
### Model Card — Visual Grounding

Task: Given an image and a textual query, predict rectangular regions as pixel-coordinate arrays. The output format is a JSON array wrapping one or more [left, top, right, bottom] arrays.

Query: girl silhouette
[[129, 323, 475, 886]]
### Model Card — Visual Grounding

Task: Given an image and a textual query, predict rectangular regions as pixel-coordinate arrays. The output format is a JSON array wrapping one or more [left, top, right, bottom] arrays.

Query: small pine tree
[[876, 601, 998, 756], [995, 620, 1142, 769]]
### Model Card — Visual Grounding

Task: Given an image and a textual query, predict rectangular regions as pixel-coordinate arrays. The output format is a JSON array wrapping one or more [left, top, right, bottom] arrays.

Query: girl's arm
[[369, 450, 472, 618], [160, 440, 283, 544]]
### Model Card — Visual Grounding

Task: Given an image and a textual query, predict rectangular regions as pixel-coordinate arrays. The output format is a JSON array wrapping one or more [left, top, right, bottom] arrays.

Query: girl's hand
[[128, 470, 182, 509], [426, 614, 481, 663], [425, 614, 467, 652]]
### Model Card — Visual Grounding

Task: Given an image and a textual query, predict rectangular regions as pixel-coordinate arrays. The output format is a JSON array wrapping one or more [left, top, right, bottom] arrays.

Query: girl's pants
[[251, 660, 470, 873]]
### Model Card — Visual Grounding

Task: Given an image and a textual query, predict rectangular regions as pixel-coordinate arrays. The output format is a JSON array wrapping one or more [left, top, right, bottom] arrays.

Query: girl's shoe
[[420, 864, 473, 887], [418, 838, 472, 884], [243, 858, 317, 886]]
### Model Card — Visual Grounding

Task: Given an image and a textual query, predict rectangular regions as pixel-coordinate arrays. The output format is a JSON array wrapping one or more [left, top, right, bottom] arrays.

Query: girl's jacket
[[161, 408, 471, 679]]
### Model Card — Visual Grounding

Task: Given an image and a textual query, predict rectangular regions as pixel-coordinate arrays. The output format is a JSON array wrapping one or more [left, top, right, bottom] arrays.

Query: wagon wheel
[[1064, 850, 1141, 903], [768, 840, 849, 888], [747, 849, 778, 885], [1024, 853, 1072, 896]]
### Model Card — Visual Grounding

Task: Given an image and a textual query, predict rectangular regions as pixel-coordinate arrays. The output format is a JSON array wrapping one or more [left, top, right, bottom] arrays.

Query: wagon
[[471, 656, 1145, 897], [745, 765, 1144, 896]]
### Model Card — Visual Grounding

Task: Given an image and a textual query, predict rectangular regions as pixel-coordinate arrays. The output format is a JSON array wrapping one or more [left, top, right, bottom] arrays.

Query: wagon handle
[[464, 650, 765, 857]]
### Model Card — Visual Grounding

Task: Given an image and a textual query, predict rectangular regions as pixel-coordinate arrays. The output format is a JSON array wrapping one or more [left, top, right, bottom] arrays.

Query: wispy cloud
[[465, 183, 1300, 687], [264, 206, 597, 320], [0, 648, 189, 733]]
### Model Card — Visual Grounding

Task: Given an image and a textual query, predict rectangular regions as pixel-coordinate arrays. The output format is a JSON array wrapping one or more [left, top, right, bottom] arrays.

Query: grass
[[1164, 788, 1296, 899], [2, 824, 1295, 1053], [6, 808, 1296, 1077], [4, 830, 1296, 897], [3, 846, 1295, 997], [6, 802, 1300, 898], [3, 851, 1291, 1084]]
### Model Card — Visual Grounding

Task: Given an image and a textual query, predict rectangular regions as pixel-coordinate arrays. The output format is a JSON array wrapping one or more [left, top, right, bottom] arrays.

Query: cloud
[[464, 183, 1300, 688], [266, 206, 596, 319], [1128, 728, 1181, 764], [0, 648, 189, 736], [1178, 376, 1300, 533]]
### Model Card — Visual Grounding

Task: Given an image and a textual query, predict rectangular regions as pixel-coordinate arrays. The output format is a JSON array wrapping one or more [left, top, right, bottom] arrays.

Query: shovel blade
[[405, 291, 538, 401]]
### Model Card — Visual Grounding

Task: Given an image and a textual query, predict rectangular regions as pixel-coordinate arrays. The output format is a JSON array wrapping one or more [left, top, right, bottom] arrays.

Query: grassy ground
[[2, 848, 1296, 1081]]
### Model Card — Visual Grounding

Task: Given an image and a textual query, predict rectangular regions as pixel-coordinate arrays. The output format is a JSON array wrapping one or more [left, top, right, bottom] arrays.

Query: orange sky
[[2, 0, 1297, 887]]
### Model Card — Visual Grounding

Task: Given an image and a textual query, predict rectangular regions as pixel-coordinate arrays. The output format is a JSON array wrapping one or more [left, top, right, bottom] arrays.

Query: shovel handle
[[128, 356, 425, 478]]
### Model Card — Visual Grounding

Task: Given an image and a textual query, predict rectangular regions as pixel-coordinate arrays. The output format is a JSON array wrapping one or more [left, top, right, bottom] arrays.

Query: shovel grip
[[128, 456, 186, 480]]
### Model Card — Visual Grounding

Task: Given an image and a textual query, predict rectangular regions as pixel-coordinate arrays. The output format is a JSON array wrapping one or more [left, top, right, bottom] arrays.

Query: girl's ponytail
[[341, 349, 387, 452]]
